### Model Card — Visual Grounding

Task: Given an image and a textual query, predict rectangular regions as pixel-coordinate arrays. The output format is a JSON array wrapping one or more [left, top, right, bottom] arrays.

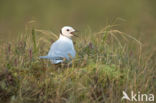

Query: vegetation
[[0, 25, 155, 103], [0, 0, 156, 103]]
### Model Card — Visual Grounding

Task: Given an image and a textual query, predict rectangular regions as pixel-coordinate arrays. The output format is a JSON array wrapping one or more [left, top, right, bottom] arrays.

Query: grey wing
[[48, 41, 76, 60], [40, 56, 63, 60]]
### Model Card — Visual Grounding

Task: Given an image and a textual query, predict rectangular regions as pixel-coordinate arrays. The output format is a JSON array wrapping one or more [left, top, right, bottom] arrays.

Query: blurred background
[[0, 0, 155, 49]]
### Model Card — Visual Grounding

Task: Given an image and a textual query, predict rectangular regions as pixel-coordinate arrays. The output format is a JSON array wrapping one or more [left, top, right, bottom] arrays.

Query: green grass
[[0, 25, 155, 103]]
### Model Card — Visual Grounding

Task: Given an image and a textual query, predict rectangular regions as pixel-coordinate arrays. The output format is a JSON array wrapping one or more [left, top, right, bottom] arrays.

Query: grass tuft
[[0, 25, 155, 103]]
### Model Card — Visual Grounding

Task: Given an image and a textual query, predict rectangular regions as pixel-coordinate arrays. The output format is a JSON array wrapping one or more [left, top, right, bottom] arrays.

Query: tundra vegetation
[[0, 25, 155, 103], [0, 0, 155, 103]]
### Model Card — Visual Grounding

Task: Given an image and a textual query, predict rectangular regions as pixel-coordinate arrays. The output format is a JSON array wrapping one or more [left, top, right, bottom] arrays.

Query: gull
[[40, 26, 77, 64]]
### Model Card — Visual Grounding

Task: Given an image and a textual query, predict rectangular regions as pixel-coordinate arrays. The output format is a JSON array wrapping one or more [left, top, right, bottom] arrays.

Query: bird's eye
[[67, 29, 70, 31]]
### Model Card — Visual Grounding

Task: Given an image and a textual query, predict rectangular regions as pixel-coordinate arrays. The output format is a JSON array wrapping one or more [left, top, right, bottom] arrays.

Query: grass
[[0, 25, 155, 103]]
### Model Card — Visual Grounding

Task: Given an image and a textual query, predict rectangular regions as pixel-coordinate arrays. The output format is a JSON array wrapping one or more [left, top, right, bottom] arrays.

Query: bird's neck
[[59, 34, 72, 41]]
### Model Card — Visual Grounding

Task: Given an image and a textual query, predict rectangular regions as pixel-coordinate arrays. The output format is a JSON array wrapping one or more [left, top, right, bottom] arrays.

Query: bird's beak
[[71, 30, 79, 37]]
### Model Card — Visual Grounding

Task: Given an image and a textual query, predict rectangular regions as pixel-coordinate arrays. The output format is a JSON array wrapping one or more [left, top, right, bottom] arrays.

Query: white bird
[[40, 26, 77, 64]]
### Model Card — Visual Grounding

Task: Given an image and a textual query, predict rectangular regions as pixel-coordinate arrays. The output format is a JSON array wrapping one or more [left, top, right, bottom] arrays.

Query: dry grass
[[0, 25, 155, 103]]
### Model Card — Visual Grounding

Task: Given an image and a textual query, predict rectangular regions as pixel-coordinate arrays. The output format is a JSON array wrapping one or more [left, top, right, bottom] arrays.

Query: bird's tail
[[40, 56, 64, 60], [40, 56, 51, 59]]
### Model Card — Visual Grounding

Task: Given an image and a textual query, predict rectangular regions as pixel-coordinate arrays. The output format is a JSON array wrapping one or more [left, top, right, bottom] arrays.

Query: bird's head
[[60, 26, 78, 38]]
